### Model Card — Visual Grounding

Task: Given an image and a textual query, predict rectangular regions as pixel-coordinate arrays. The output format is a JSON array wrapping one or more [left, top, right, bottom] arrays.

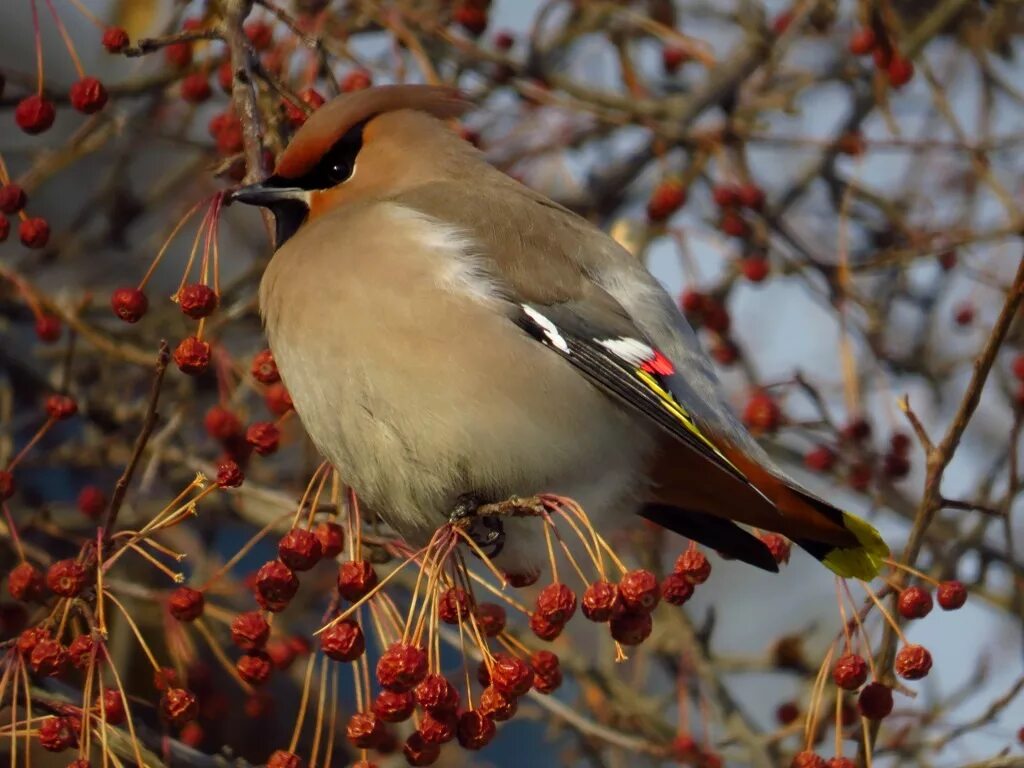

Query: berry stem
[[198, 510, 294, 590], [288, 650, 318, 753], [1, 503, 26, 561], [30, 0, 44, 94], [61, 0, 105, 29], [139, 199, 206, 289], [42, 0, 86, 79], [102, 590, 162, 671], [193, 616, 254, 693]]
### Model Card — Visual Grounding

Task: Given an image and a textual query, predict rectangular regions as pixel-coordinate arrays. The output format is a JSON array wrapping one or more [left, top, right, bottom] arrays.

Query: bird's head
[[230, 84, 472, 246]]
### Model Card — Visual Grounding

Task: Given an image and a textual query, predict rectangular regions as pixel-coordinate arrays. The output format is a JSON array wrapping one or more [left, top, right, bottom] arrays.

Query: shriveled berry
[[8, 562, 45, 602], [70, 77, 108, 114], [647, 179, 686, 222], [174, 336, 211, 375], [46, 559, 87, 598], [479, 685, 517, 721], [827, 758, 855, 768], [337, 560, 378, 601], [180, 72, 212, 103], [373, 689, 415, 722], [216, 458, 244, 488], [618, 569, 660, 613], [743, 390, 781, 434], [17, 626, 50, 657], [760, 533, 792, 565], [205, 406, 242, 441], [246, 422, 280, 455], [376, 643, 428, 692], [347, 711, 386, 748], [165, 41, 193, 69], [237, 651, 273, 685], [99, 689, 126, 724], [254, 560, 299, 612], [251, 349, 280, 383], [153, 666, 179, 691], [321, 619, 365, 662], [168, 586, 205, 621], [403, 731, 440, 766], [419, 711, 456, 744], [15, 95, 56, 134], [610, 610, 653, 645], [530, 650, 561, 693], [19, 217, 50, 248], [266, 750, 303, 768], [675, 549, 711, 583], [857, 682, 893, 720], [415, 674, 460, 715], [102, 26, 129, 53], [456, 710, 496, 750], [897, 586, 933, 619], [178, 284, 218, 318], [111, 287, 148, 323], [661, 572, 695, 605], [282, 88, 325, 127], [35, 315, 61, 342], [341, 69, 372, 92], [68, 634, 96, 668], [895, 644, 932, 680], [231, 611, 270, 650], [77, 485, 106, 519], [0, 184, 26, 214], [244, 20, 274, 49], [160, 687, 199, 726], [804, 445, 836, 472], [264, 383, 293, 415], [265, 640, 295, 670], [937, 580, 967, 610], [474, 602, 506, 636], [313, 521, 344, 558], [536, 582, 577, 624], [437, 586, 470, 624], [489, 652, 532, 697], [38, 716, 77, 751], [529, 611, 564, 641], [832, 653, 868, 690], [791, 752, 826, 768], [278, 528, 322, 571], [30, 638, 69, 676]]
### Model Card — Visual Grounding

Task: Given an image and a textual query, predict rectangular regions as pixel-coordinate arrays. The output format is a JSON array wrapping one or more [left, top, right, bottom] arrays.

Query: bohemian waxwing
[[231, 85, 888, 580]]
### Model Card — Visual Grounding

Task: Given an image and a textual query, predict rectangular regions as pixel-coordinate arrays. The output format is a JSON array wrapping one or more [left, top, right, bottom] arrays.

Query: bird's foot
[[449, 493, 545, 560]]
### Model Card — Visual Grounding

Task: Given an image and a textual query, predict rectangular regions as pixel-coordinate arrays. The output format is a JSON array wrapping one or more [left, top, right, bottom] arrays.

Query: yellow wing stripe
[[635, 369, 744, 477]]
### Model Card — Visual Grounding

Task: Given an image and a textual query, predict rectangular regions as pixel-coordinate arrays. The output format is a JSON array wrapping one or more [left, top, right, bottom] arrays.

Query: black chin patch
[[270, 199, 309, 247]]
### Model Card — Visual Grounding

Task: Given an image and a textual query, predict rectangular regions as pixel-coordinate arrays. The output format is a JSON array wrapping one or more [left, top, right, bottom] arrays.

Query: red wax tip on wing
[[640, 349, 674, 376]]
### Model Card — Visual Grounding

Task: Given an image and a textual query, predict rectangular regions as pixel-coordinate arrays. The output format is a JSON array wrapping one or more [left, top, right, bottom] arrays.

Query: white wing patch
[[596, 337, 656, 366], [521, 305, 570, 353]]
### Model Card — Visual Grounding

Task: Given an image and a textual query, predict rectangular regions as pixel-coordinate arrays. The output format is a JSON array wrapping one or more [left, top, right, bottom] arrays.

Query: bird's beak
[[229, 182, 308, 208]]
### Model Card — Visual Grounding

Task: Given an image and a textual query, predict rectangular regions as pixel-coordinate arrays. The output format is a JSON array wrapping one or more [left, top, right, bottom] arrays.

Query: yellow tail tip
[[822, 513, 890, 580]]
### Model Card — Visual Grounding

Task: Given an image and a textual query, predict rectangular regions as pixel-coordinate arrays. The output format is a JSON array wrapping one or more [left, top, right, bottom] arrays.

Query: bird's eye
[[326, 160, 352, 185]]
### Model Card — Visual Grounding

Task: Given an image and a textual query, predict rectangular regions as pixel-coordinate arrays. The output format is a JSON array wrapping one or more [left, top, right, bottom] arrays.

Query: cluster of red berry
[[848, 25, 915, 89]]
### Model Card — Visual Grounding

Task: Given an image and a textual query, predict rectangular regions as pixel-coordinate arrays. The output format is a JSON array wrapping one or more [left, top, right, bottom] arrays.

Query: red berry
[[415, 673, 460, 715], [618, 569, 660, 614], [160, 688, 199, 726], [535, 582, 577, 624], [30, 637, 69, 676], [712, 184, 740, 208], [680, 290, 706, 314], [282, 88, 325, 127], [489, 652, 532, 697], [883, 451, 910, 479], [321, 619, 365, 662], [857, 682, 893, 720], [720, 209, 749, 238], [675, 549, 711, 583], [454, 5, 488, 35], [278, 528, 322, 571], [0, 184, 27, 214], [15, 95, 56, 134], [0, 214, 8, 242], [848, 460, 873, 492], [264, 383, 294, 416], [760, 533, 791, 565], [0, 471, 16, 503], [530, 650, 562, 693], [251, 349, 280, 383], [38, 716, 77, 752], [646, 180, 687, 222], [376, 643, 428, 692], [347, 712, 387, 748], [479, 685, 517, 721], [419, 712, 457, 745], [19, 217, 50, 248], [216, 458, 244, 488], [776, 701, 800, 725], [529, 611, 564, 641], [246, 421, 280, 455], [456, 710, 496, 750], [341, 69, 372, 92], [111, 287, 148, 323], [895, 644, 932, 680], [832, 653, 868, 690], [45, 394, 77, 420], [887, 55, 914, 88], [804, 444, 836, 472], [772, 10, 794, 34], [736, 183, 765, 210], [741, 256, 770, 282], [217, 62, 234, 93], [711, 337, 739, 366], [702, 302, 730, 333], [504, 569, 539, 588], [473, 602, 506, 636], [173, 337, 211, 375], [954, 301, 975, 326], [743, 390, 782, 434], [791, 752, 826, 768], [67, 634, 94, 669], [337, 560, 378, 601], [204, 405, 242, 441], [254, 560, 299, 612], [897, 586, 933, 619], [827, 758, 856, 768], [35, 314, 61, 342], [265, 640, 295, 670], [267, 750, 303, 768], [581, 580, 620, 621], [403, 731, 440, 766], [168, 586, 205, 621], [237, 651, 273, 685], [77, 485, 106, 519], [438, 587, 470, 624], [231, 611, 270, 650], [178, 283, 218, 318], [69, 77, 108, 114], [17, 626, 50, 657], [312, 521, 344, 558], [609, 611, 653, 645], [46, 559, 88, 597], [849, 27, 876, 55], [99, 689, 126, 724], [937, 580, 967, 610], [102, 26, 129, 53], [244, 20, 274, 50], [165, 41, 193, 69], [179, 72, 212, 103], [661, 572, 695, 605], [153, 666, 179, 691], [662, 45, 687, 73], [373, 689, 415, 722]]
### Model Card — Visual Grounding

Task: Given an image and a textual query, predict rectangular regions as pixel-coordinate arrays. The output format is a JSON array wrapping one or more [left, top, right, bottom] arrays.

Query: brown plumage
[[232, 85, 888, 580]]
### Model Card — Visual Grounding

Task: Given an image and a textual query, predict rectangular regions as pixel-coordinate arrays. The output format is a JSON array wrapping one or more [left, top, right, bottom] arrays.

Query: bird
[[230, 84, 888, 581]]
